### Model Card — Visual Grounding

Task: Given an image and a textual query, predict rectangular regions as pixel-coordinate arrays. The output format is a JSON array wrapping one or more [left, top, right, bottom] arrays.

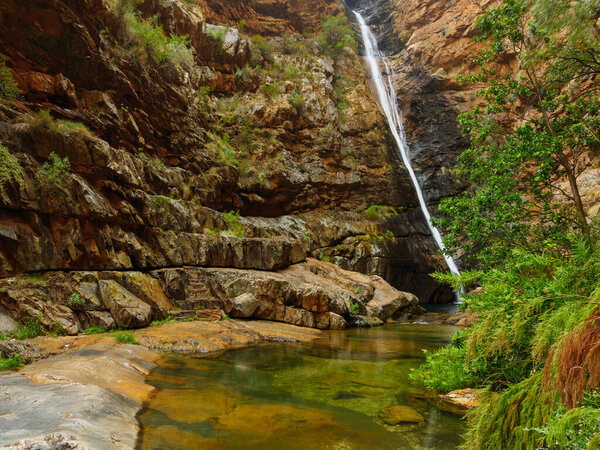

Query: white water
[[352, 10, 461, 277]]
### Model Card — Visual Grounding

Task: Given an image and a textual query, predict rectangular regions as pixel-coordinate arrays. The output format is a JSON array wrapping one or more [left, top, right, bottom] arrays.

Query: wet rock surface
[[0, 320, 322, 448]]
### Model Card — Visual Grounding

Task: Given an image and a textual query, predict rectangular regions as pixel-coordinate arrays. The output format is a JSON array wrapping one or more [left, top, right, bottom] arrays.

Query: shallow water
[[137, 323, 465, 449]]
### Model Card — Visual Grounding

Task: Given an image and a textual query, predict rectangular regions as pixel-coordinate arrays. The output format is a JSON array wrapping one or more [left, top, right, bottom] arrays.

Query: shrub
[[68, 292, 86, 307], [207, 26, 226, 52], [35, 152, 71, 187], [0, 145, 22, 187], [0, 56, 20, 101], [0, 354, 23, 371], [318, 252, 330, 263], [287, 87, 304, 110], [10, 317, 44, 340], [261, 83, 279, 97], [364, 205, 397, 221], [83, 326, 107, 335], [317, 16, 357, 61], [349, 299, 360, 315], [29, 109, 54, 128], [112, 0, 194, 68], [152, 195, 172, 208], [111, 331, 138, 344]]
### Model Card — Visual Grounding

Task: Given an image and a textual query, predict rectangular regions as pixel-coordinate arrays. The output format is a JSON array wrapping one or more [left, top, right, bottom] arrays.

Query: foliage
[[348, 299, 360, 316], [207, 26, 226, 53], [111, 331, 139, 344], [317, 16, 357, 61], [83, 326, 107, 335], [35, 152, 71, 187], [409, 346, 479, 392], [112, 0, 194, 68], [287, 86, 304, 110], [68, 292, 86, 307], [10, 317, 44, 340], [434, 0, 600, 268], [363, 205, 397, 221], [0, 56, 20, 101], [223, 210, 245, 237], [0, 144, 22, 187], [261, 83, 279, 98], [0, 354, 23, 371], [318, 252, 330, 263], [152, 195, 172, 208], [149, 315, 176, 327]]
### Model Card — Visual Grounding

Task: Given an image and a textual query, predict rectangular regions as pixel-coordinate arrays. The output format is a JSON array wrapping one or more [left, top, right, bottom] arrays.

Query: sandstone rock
[[98, 280, 152, 329], [438, 388, 481, 416], [378, 405, 424, 425], [5, 433, 88, 450], [0, 341, 43, 364], [225, 293, 259, 318]]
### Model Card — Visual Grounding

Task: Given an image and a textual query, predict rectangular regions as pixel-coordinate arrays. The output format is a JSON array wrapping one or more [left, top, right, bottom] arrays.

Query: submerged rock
[[378, 405, 425, 425]]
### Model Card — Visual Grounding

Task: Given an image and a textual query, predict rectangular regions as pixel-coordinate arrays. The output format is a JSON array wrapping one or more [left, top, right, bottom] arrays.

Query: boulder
[[378, 405, 424, 425], [225, 293, 259, 318], [98, 280, 152, 329], [438, 389, 481, 415]]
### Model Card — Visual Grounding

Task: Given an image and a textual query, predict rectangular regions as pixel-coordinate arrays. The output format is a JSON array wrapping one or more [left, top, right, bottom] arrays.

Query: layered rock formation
[[0, 0, 457, 335]]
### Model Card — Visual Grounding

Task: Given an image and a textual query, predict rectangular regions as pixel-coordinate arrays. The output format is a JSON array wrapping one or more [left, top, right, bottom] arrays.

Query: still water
[[137, 323, 465, 449]]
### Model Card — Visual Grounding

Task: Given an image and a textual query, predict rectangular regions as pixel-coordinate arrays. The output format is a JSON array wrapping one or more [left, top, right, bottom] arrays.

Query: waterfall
[[350, 9, 461, 278]]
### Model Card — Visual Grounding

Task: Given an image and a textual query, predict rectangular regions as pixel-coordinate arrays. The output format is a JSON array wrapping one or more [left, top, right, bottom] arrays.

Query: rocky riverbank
[[0, 320, 322, 449]]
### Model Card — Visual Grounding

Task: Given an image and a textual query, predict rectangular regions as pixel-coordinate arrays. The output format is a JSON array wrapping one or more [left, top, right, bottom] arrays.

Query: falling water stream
[[351, 8, 461, 277]]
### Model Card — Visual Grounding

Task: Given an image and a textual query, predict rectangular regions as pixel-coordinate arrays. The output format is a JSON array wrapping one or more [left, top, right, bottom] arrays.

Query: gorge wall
[[0, 0, 468, 333]]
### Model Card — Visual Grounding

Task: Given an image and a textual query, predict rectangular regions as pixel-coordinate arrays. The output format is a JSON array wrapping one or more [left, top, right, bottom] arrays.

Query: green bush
[[35, 152, 71, 187], [112, 0, 194, 68], [261, 83, 279, 98], [0, 56, 20, 101], [0, 145, 22, 187], [364, 205, 398, 221], [83, 326, 107, 335], [0, 354, 23, 371], [288, 87, 304, 110], [68, 292, 86, 307], [349, 299, 360, 315], [10, 317, 44, 340], [111, 331, 138, 344], [317, 16, 357, 61]]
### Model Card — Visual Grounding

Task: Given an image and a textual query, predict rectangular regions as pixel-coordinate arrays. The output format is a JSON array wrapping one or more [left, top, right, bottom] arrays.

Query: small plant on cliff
[[206, 26, 226, 53], [318, 252, 331, 263], [35, 152, 71, 187], [68, 292, 86, 308], [287, 86, 304, 111], [0, 144, 22, 188], [0, 354, 23, 371], [364, 205, 397, 221], [223, 210, 245, 237], [0, 56, 21, 101], [111, 331, 139, 345], [348, 299, 360, 316], [29, 109, 54, 128], [152, 195, 173, 208], [317, 16, 357, 61], [83, 326, 107, 335], [10, 317, 44, 340], [112, 0, 195, 68]]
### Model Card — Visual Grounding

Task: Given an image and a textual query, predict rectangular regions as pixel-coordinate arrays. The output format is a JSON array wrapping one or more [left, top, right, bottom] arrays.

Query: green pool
[[137, 323, 465, 449]]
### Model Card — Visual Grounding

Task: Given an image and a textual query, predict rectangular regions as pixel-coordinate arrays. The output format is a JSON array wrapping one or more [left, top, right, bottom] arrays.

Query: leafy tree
[[434, 0, 600, 268]]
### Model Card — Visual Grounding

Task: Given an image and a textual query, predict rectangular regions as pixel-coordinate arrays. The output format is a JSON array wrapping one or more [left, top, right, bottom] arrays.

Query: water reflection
[[138, 324, 465, 449]]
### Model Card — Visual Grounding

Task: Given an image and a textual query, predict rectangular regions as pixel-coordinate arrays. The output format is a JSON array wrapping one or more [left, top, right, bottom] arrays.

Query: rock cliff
[[0, 0, 458, 334]]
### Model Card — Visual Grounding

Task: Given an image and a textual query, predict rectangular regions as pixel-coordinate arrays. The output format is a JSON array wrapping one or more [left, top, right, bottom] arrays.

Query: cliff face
[[0, 0, 457, 334], [347, 0, 495, 206]]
